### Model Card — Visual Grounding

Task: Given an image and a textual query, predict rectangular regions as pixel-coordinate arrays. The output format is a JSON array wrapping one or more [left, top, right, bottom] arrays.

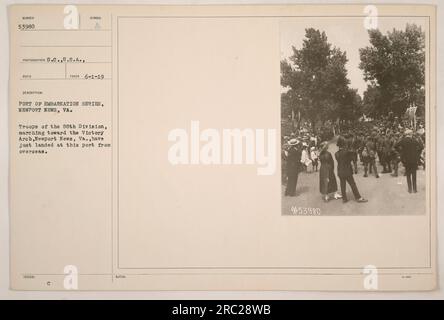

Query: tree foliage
[[281, 28, 362, 128], [359, 24, 425, 117]]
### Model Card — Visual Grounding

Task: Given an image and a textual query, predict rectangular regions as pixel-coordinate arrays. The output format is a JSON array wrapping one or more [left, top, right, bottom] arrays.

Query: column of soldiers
[[343, 120, 425, 194], [282, 118, 425, 197]]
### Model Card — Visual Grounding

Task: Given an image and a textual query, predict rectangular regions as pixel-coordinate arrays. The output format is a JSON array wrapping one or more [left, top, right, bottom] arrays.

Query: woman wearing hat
[[318, 142, 341, 202], [284, 139, 302, 197]]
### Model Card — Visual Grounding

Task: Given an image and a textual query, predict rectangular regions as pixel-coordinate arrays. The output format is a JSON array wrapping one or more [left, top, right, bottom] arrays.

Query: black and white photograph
[[281, 17, 428, 216]]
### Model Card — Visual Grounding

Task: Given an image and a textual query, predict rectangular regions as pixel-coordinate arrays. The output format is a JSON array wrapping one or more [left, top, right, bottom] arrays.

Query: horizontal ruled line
[[21, 272, 435, 276], [20, 78, 111, 81], [20, 45, 111, 48], [20, 29, 111, 32], [117, 15, 431, 18], [20, 61, 112, 64]]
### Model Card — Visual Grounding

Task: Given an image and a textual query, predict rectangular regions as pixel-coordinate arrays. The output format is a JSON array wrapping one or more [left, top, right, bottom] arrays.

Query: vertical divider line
[[116, 16, 120, 271], [110, 13, 114, 283]]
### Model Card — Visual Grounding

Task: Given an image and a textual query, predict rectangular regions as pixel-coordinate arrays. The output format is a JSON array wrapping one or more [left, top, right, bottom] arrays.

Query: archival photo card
[[8, 4, 436, 291]]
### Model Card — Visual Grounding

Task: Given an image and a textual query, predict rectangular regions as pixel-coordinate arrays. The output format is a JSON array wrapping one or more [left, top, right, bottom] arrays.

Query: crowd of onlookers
[[281, 121, 336, 177], [282, 115, 426, 200]]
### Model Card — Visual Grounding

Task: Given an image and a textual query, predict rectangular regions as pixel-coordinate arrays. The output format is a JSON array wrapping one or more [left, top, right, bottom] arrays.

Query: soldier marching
[[282, 116, 425, 200]]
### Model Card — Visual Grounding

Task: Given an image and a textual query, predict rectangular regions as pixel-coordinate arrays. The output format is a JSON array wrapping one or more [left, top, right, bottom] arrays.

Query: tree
[[362, 84, 382, 118], [341, 88, 363, 122], [359, 24, 425, 117], [281, 28, 357, 128]]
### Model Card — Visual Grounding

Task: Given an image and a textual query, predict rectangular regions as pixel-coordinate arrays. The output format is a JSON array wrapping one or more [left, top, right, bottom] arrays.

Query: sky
[[280, 16, 427, 96]]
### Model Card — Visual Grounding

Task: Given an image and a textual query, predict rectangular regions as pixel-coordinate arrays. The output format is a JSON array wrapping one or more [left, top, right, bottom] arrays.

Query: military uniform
[[390, 135, 401, 177], [362, 138, 379, 178], [381, 136, 393, 173]]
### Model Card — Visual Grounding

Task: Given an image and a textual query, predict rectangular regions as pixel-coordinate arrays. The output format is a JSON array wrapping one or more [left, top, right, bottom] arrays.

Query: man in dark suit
[[395, 129, 423, 193], [285, 139, 302, 197], [335, 136, 368, 203]]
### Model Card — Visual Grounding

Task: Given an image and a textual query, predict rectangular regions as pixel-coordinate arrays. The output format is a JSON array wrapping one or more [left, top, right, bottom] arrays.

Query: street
[[282, 140, 426, 216]]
